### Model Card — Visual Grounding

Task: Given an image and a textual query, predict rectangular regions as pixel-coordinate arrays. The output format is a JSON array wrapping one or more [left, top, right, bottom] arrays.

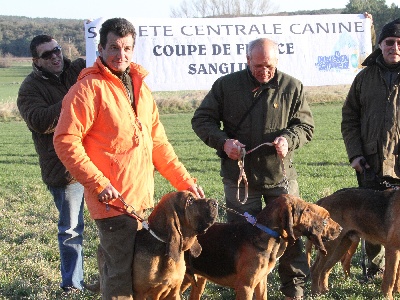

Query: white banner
[[85, 14, 372, 90]]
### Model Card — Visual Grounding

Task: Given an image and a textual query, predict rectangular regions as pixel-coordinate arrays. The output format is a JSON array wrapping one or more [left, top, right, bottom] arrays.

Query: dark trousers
[[95, 214, 139, 300], [223, 178, 309, 298]]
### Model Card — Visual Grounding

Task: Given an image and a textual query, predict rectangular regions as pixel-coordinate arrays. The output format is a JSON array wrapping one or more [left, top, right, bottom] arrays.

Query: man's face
[[98, 32, 134, 73], [34, 39, 64, 75], [247, 43, 278, 83], [379, 37, 400, 65]]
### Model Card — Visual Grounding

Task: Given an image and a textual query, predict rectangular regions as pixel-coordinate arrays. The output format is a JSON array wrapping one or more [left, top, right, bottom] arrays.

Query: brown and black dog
[[309, 188, 400, 300], [131, 191, 218, 300], [133, 192, 218, 300], [181, 194, 342, 300]]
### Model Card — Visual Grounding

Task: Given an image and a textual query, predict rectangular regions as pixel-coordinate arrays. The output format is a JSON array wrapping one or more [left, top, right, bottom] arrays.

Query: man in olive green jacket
[[192, 38, 314, 300], [342, 18, 400, 282]]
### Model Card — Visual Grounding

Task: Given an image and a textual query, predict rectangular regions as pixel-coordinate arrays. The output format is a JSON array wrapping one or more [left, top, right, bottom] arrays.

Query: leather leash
[[236, 142, 289, 204], [101, 195, 166, 243]]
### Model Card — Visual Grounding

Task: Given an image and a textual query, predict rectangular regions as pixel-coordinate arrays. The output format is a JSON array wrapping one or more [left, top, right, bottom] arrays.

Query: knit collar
[[376, 54, 400, 72]]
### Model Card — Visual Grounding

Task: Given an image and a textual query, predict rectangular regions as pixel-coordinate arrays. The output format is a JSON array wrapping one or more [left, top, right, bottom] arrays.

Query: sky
[[1, 0, 398, 20]]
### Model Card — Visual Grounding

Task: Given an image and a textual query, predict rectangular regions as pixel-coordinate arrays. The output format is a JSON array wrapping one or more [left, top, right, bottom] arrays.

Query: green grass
[[0, 103, 396, 299], [0, 64, 31, 102]]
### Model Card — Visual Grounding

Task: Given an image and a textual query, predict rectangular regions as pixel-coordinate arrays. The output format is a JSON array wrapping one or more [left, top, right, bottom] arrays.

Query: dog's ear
[[299, 209, 328, 255], [189, 237, 202, 258], [280, 200, 296, 243], [148, 192, 184, 262], [314, 235, 327, 256], [166, 204, 183, 262]]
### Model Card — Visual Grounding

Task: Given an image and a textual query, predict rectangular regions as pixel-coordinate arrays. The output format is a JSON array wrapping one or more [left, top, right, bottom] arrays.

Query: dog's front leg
[[254, 278, 268, 300], [394, 260, 400, 293], [235, 284, 255, 300], [187, 275, 207, 300]]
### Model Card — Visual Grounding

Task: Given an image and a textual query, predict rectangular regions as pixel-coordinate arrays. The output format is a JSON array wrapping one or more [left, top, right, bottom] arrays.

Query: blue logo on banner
[[315, 51, 350, 71]]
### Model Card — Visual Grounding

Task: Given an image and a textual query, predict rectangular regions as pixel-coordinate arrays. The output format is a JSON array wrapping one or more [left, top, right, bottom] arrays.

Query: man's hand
[[187, 184, 205, 198], [224, 139, 245, 160], [273, 136, 288, 158], [98, 183, 120, 203], [351, 156, 370, 173], [364, 12, 373, 24]]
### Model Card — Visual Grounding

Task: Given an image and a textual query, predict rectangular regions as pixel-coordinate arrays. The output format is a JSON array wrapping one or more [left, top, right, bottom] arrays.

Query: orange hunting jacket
[[54, 57, 196, 219]]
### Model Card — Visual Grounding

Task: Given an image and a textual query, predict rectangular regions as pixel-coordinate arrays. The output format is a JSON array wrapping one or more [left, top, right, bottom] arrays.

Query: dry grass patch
[[1, 85, 350, 121]]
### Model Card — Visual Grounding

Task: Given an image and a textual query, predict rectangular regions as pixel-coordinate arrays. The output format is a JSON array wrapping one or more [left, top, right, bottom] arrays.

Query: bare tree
[[170, 0, 277, 18]]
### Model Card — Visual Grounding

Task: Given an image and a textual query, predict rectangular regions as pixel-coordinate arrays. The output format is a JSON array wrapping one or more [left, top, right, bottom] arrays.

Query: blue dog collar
[[244, 212, 280, 238]]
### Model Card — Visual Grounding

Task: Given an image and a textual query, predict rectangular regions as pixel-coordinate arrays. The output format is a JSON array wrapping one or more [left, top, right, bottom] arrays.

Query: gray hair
[[247, 38, 278, 58]]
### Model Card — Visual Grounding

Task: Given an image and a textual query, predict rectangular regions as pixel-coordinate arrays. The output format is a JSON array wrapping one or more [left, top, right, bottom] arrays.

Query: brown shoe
[[83, 280, 100, 293]]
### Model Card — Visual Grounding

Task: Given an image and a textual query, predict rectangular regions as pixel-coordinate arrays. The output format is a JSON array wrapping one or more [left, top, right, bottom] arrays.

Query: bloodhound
[[132, 191, 218, 300], [309, 188, 400, 300], [180, 194, 342, 300]]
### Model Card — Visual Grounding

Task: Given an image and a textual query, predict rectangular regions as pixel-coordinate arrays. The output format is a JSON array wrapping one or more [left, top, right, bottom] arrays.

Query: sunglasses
[[38, 46, 62, 60], [384, 39, 400, 47]]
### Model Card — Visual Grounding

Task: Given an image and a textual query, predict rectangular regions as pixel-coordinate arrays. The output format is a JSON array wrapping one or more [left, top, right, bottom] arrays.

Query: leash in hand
[[100, 195, 166, 243], [236, 142, 289, 204]]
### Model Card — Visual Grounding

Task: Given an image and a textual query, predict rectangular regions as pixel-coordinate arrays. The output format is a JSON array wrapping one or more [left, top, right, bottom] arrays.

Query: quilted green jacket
[[342, 54, 400, 179]]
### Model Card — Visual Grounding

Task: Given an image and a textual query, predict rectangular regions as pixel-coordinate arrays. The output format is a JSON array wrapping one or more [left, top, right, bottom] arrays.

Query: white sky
[[1, 0, 397, 19]]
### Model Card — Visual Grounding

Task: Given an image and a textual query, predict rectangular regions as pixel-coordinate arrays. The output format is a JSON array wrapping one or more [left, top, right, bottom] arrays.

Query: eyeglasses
[[38, 46, 62, 60], [384, 39, 400, 48]]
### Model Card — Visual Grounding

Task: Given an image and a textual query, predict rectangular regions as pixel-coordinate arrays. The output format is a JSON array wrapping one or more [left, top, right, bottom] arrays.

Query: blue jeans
[[48, 182, 85, 290]]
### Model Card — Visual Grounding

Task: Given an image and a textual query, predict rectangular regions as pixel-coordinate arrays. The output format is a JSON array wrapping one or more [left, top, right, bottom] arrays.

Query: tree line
[[0, 0, 398, 61], [0, 16, 85, 59]]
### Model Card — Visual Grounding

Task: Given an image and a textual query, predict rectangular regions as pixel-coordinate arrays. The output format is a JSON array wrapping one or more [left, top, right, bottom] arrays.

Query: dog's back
[[186, 222, 256, 279], [310, 187, 400, 298], [316, 188, 395, 244]]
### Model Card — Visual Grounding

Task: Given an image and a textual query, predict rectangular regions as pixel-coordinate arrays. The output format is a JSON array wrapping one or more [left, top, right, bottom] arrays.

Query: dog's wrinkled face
[[297, 203, 342, 255], [258, 195, 342, 256], [184, 195, 218, 234], [148, 191, 218, 262]]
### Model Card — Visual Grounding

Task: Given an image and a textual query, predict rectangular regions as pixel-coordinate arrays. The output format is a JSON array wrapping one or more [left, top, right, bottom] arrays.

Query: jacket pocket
[[363, 140, 381, 174], [364, 140, 377, 156]]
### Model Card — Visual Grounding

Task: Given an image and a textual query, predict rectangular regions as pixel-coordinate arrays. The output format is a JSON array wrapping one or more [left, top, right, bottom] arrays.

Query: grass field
[[0, 63, 395, 299], [0, 104, 396, 299]]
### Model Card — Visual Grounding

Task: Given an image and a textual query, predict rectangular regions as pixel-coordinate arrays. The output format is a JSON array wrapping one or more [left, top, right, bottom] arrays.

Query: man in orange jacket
[[54, 18, 203, 299]]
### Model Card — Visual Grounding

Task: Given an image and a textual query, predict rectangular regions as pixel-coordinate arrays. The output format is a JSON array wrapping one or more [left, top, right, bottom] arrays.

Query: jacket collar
[[246, 66, 279, 97], [376, 54, 400, 72]]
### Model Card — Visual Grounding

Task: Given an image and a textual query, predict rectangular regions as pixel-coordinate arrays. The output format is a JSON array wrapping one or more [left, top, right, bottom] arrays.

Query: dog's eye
[[322, 219, 328, 227], [187, 197, 194, 206]]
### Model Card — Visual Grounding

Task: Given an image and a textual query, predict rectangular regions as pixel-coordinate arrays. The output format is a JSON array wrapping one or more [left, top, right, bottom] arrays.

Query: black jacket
[[17, 57, 85, 186]]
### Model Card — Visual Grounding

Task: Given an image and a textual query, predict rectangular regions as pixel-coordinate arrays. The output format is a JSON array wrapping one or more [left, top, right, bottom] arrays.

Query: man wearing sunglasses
[[342, 18, 400, 283], [17, 35, 87, 294]]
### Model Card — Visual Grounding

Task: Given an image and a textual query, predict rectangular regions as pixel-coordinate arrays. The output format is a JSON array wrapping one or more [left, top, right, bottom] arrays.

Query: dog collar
[[244, 212, 280, 238], [142, 221, 166, 243]]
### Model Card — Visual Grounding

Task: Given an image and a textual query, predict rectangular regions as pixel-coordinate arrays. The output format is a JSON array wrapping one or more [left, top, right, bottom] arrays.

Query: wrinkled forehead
[[306, 203, 330, 218]]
